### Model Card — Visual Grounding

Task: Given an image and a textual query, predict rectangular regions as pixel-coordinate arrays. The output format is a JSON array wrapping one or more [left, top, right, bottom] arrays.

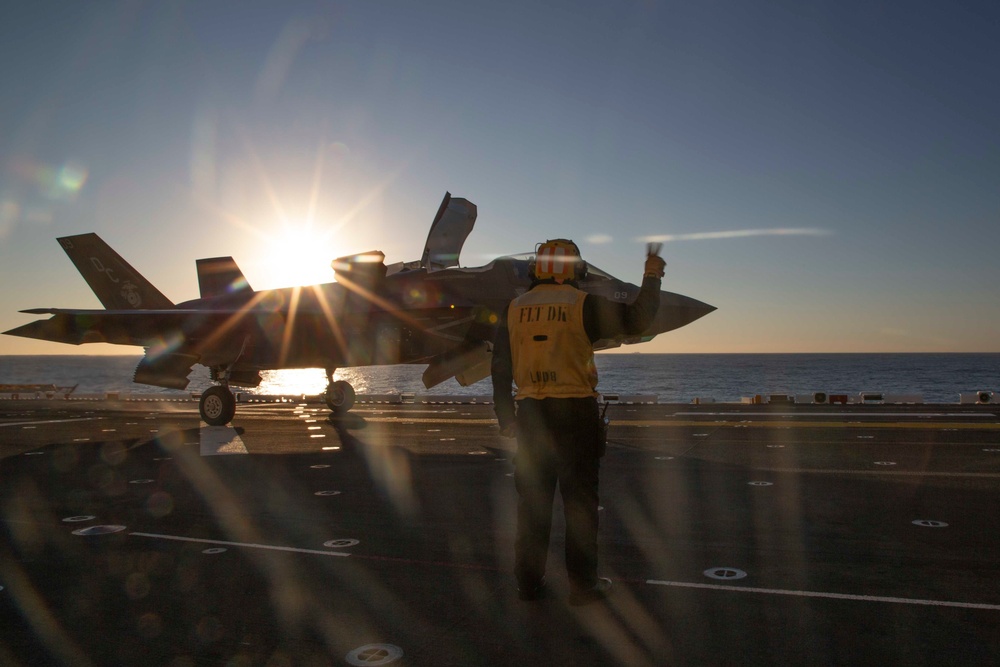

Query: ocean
[[1, 353, 998, 404]]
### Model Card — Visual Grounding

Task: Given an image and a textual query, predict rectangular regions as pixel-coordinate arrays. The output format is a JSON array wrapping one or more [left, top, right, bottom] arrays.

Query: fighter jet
[[4, 193, 715, 425]]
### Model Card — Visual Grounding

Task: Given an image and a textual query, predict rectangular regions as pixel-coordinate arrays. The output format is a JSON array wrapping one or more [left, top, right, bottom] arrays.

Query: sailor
[[491, 239, 665, 605]]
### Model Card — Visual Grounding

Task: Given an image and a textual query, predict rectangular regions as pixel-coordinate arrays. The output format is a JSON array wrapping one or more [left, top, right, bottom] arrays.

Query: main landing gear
[[325, 368, 356, 414], [198, 368, 355, 424], [200, 385, 236, 426]]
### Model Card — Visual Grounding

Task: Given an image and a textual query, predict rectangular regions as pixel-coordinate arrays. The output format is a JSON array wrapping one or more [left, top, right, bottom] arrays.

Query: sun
[[262, 222, 342, 288]]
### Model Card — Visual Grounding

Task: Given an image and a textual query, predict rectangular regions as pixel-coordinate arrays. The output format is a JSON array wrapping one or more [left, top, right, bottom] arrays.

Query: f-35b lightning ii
[[5, 193, 715, 425]]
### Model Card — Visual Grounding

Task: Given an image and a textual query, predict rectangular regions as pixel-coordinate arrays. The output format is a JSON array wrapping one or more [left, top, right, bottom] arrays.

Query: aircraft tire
[[200, 386, 236, 426], [325, 380, 356, 413]]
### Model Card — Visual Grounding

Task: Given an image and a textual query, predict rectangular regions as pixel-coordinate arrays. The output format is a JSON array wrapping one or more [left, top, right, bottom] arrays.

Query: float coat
[[508, 284, 597, 400]]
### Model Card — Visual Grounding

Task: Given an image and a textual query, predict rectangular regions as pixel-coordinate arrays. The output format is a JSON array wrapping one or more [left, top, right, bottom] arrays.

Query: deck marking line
[[618, 420, 1000, 430], [673, 412, 995, 418], [0, 417, 103, 428], [363, 417, 496, 425], [130, 532, 350, 557], [646, 579, 1000, 610], [760, 468, 1000, 478]]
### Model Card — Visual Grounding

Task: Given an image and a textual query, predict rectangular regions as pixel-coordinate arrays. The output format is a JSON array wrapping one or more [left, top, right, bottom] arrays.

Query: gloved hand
[[644, 242, 666, 278]]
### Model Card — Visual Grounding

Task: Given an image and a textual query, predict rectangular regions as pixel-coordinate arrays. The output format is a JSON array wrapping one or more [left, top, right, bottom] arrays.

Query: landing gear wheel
[[200, 386, 236, 426], [325, 380, 356, 413]]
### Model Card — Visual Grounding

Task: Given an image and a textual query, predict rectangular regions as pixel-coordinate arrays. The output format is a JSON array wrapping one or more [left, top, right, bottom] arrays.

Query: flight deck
[[2, 398, 1000, 665]]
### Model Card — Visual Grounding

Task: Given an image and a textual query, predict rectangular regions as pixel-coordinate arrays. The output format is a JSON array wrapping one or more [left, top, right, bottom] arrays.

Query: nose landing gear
[[199, 339, 247, 426]]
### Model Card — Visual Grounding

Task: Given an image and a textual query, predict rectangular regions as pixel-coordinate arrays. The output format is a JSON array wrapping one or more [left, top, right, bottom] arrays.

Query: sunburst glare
[[255, 368, 373, 395], [261, 222, 340, 288]]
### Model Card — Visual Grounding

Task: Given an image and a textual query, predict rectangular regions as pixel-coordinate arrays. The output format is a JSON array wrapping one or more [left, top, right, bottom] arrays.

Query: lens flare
[[57, 162, 88, 194], [0, 199, 20, 236], [10, 157, 88, 201], [146, 331, 186, 360]]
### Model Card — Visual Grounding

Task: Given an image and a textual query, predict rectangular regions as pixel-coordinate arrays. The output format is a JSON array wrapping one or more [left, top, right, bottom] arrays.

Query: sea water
[[1, 353, 998, 403]]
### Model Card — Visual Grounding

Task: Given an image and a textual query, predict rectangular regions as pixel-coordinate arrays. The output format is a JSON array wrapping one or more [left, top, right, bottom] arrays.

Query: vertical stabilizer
[[57, 233, 174, 309], [196, 257, 253, 298]]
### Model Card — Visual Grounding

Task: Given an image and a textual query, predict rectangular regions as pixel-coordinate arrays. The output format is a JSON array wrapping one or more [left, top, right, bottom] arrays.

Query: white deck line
[[646, 579, 1000, 611], [0, 417, 103, 428], [130, 532, 350, 557]]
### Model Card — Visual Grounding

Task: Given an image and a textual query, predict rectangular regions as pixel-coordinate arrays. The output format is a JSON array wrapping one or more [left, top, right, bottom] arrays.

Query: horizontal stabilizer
[[57, 233, 174, 310], [196, 257, 253, 298], [4, 309, 246, 347], [3, 315, 94, 345]]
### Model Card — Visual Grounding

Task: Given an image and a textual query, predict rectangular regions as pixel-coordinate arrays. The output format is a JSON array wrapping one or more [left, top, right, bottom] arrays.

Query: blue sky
[[2, 0, 998, 354]]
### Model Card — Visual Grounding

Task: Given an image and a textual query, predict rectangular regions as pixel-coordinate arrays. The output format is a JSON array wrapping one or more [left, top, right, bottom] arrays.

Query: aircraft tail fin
[[57, 233, 174, 310], [196, 256, 253, 298]]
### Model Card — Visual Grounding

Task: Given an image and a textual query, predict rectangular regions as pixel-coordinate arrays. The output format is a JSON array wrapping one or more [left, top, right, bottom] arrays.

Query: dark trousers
[[514, 396, 601, 591]]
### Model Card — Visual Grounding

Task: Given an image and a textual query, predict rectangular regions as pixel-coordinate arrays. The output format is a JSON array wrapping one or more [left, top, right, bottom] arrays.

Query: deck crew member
[[491, 239, 665, 605]]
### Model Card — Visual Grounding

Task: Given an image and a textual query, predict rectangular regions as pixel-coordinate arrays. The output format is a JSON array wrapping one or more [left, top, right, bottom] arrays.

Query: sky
[[1, 0, 998, 355]]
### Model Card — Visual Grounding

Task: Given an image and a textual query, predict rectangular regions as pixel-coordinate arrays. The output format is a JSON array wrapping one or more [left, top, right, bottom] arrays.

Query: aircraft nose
[[646, 291, 716, 335]]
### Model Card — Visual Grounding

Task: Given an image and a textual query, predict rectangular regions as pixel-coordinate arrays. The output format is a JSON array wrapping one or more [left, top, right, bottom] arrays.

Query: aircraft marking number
[[90, 257, 120, 283]]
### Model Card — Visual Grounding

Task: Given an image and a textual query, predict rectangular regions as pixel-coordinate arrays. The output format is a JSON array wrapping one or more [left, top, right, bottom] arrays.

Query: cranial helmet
[[530, 238, 587, 283]]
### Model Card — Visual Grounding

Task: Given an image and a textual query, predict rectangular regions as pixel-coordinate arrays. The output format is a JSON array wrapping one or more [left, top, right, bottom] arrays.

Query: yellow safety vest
[[508, 284, 597, 400]]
